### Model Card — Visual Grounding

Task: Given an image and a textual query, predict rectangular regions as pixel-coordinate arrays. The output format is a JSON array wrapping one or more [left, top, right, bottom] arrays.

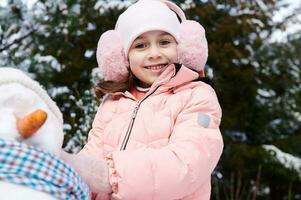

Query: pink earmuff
[[96, 0, 208, 81], [96, 30, 129, 81], [177, 20, 208, 73]]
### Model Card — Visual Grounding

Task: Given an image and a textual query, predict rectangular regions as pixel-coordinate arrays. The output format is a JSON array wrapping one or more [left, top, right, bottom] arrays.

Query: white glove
[[60, 150, 112, 196]]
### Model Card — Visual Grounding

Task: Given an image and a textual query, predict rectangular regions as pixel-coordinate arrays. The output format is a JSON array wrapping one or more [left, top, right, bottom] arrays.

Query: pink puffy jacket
[[82, 64, 223, 200]]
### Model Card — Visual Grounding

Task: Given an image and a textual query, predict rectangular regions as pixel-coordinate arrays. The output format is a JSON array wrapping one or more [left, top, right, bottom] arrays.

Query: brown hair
[[94, 71, 138, 99]]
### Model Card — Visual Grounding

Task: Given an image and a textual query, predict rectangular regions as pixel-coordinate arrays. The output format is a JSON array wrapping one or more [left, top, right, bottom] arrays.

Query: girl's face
[[128, 31, 177, 87]]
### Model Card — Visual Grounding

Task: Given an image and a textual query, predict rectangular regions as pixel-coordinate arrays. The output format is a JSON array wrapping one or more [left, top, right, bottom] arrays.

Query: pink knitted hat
[[115, 0, 184, 57], [97, 0, 208, 81]]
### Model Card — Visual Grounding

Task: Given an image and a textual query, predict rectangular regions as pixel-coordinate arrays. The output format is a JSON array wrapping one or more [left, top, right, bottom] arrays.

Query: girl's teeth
[[146, 65, 164, 70]]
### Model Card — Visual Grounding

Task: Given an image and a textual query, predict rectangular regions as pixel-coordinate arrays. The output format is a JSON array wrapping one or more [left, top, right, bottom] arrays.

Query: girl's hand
[[60, 150, 112, 196]]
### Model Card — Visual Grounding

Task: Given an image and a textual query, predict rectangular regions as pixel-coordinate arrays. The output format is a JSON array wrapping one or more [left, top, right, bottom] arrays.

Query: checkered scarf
[[0, 139, 91, 200]]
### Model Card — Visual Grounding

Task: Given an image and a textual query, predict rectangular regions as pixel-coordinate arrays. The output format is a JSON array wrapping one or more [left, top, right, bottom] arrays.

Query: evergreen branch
[[0, 29, 36, 52]]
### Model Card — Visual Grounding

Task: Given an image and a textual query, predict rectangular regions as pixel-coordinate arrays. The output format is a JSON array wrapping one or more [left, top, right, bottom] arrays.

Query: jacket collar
[[151, 64, 199, 94], [112, 64, 199, 100], [162, 64, 199, 88]]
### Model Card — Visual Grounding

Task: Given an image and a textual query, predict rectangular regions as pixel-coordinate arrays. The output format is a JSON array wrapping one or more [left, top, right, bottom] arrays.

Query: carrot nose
[[17, 109, 48, 139]]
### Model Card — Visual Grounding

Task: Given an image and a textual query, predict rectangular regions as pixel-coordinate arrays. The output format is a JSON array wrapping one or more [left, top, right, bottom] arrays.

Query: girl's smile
[[144, 64, 167, 70]]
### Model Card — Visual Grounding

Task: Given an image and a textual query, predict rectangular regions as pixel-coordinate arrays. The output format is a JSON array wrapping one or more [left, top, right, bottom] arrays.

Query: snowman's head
[[0, 67, 64, 155]]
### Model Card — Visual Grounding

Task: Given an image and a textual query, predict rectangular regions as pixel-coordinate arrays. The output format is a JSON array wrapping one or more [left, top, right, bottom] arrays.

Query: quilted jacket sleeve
[[80, 101, 112, 200], [106, 83, 223, 200]]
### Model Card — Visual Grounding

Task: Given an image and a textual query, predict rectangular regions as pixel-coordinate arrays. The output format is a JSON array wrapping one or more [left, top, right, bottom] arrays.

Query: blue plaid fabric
[[0, 138, 91, 200]]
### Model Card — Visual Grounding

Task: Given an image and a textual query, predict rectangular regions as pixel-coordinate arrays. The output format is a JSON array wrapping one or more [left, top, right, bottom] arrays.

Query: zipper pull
[[132, 102, 140, 119]]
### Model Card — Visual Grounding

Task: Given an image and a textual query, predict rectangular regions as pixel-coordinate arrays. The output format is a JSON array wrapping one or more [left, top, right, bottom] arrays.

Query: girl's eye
[[159, 40, 171, 46], [134, 43, 147, 49]]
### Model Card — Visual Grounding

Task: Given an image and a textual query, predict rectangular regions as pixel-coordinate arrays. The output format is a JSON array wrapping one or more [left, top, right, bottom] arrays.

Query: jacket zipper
[[119, 65, 179, 151], [120, 101, 140, 150], [119, 85, 162, 151]]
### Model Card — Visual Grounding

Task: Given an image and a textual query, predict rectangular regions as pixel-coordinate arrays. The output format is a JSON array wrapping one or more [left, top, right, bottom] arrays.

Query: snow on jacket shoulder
[[82, 64, 223, 200]]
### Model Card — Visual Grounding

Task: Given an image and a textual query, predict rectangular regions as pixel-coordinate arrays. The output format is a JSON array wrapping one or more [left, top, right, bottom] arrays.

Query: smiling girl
[[61, 1, 223, 199]]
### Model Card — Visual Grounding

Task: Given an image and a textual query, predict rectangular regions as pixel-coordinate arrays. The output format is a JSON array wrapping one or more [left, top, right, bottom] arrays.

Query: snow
[[230, 7, 255, 16], [263, 145, 301, 179], [91, 67, 104, 84], [71, 4, 81, 14], [33, 54, 65, 72], [84, 50, 94, 58], [86, 22, 96, 31], [270, 0, 301, 42], [255, 0, 268, 11], [257, 88, 276, 98], [94, 0, 134, 14], [250, 18, 265, 27], [49, 86, 70, 98]]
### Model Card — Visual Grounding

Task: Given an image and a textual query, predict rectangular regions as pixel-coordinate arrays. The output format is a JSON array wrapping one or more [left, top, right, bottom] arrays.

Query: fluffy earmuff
[[177, 20, 208, 72], [96, 30, 129, 81]]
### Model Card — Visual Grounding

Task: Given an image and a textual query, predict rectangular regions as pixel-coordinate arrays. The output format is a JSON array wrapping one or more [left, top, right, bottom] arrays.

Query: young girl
[[61, 0, 223, 199]]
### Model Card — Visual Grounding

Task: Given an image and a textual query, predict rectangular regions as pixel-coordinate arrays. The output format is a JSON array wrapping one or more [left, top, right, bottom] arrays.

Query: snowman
[[0, 67, 90, 200]]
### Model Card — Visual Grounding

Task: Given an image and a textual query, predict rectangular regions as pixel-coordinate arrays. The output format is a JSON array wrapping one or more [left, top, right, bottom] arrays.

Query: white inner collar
[[136, 86, 150, 92]]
